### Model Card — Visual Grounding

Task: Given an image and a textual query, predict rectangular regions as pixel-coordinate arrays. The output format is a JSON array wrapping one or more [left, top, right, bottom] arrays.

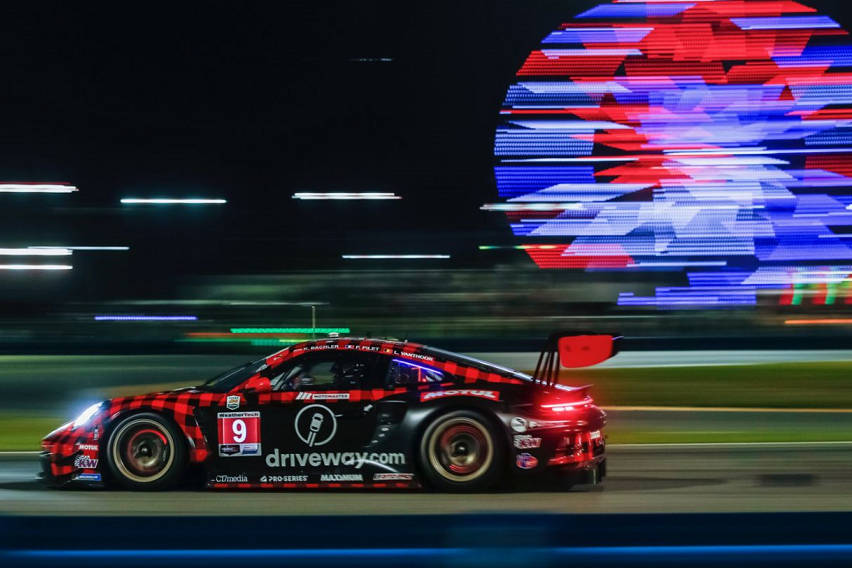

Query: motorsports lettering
[[265, 448, 405, 469], [420, 389, 499, 402]]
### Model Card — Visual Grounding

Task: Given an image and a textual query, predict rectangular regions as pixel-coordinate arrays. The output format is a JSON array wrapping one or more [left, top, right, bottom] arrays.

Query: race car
[[40, 333, 613, 491]]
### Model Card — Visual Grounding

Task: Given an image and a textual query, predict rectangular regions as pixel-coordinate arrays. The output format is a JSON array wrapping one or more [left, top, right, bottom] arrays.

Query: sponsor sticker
[[510, 417, 527, 433], [373, 472, 414, 481], [590, 430, 602, 440], [513, 435, 542, 450], [516, 453, 539, 470], [74, 473, 101, 482], [265, 448, 405, 469], [215, 474, 248, 483], [320, 473, 363, 482], [217, 411, 261, 457], [420, 389, 499, 402], [260, 475, 308, 483], [74, 455, 98, 470], [294, 404, 337, 447], [226, 395, 241, 410], [75, 443, 99, 452], [296, 392, 350, 401]]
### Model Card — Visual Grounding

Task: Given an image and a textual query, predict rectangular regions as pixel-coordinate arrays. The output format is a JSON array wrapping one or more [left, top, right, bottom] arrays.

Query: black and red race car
[[41, 333, 613, 491]]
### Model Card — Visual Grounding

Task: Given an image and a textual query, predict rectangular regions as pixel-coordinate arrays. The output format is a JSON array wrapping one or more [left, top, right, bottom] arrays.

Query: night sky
[[0, 0, 848, 302]]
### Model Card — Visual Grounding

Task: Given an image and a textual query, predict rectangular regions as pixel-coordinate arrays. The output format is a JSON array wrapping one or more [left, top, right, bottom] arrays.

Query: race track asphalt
[[3, 442, 851, 516]]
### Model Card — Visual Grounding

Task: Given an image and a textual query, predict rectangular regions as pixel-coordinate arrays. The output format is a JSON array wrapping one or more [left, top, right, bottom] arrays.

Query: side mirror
[[558, 334, 618, 368], [241, 375, 272, 394]]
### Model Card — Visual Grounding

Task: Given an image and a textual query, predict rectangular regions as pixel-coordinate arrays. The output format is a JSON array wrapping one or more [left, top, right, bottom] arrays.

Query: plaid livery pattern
[[43, 337, 528, 486]]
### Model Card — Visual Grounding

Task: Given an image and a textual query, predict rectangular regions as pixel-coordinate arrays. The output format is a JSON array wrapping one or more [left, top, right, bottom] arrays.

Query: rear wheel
[[419, 410, 504, 491], [106, 412, 186, 490]]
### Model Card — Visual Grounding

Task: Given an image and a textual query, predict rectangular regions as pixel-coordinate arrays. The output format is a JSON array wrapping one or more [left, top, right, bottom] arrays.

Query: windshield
[[201, 359, 267, 392]]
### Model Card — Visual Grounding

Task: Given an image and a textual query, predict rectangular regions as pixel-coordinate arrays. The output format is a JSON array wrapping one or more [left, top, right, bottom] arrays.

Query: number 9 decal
[[232, 419, 246, 443]]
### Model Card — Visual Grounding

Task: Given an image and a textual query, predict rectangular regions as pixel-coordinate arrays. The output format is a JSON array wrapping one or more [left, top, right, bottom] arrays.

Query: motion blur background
[[1, 0, 851, 446], [5, 3, 852, 566], [0, 0, 849, 356]]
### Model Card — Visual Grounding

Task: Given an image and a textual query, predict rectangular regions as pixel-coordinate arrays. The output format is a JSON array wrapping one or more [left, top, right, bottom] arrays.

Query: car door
[[253, 350, 388, 483]]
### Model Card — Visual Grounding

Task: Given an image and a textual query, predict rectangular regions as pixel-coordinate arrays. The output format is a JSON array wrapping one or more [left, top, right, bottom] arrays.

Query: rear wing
[[533, 332, 621, 387]]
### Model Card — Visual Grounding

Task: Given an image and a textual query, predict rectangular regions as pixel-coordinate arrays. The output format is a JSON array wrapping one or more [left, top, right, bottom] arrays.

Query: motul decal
[[420, 389, 499, 402], [295, 392, 350, 401]]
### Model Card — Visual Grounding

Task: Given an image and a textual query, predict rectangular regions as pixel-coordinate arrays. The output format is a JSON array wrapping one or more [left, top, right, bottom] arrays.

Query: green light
[[250, 339, 305, 346], [791, 284, 804, 306], [229, 327, 350, 334], [825, 283, 837, 306]]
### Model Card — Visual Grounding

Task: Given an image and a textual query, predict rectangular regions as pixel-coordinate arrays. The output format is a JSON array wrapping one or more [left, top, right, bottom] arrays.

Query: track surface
[[4, 443, 852, 515]]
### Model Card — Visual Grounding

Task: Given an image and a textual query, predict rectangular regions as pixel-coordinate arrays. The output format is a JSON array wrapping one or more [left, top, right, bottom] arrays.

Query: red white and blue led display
[[494, 0, 852, 307]]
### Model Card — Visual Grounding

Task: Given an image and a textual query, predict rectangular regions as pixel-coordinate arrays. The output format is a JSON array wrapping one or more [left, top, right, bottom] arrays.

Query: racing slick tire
[[419, 410, 505, 491], [105, 412, 187, 490]]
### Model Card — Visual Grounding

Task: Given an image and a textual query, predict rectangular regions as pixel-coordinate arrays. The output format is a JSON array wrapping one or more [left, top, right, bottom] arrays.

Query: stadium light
[[29, 246, 129, 251], [292, 192, 401, 200], [0, 183, 77, 193], [0, 248, 72, 256], [342, 254, 450, 259], [94, 315, 198, 321], [0, 264, 72, 270], [120, 198, 226, 204]]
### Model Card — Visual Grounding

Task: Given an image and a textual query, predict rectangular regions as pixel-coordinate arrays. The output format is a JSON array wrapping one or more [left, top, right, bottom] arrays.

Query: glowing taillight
[[540, 397, 592, 413]]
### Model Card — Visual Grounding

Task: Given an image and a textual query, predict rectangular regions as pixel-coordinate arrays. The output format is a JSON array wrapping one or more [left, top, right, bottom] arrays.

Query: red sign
[[217, 411, 261, 457]]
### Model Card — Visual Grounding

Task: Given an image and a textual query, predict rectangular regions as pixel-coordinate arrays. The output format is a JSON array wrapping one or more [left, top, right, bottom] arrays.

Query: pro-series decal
[[420, 389, 499, 402], [217, 411, 261, 457]]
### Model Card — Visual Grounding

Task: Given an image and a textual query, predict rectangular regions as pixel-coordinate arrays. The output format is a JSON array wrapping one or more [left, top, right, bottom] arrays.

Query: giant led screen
[[494, 0, 852, 307]]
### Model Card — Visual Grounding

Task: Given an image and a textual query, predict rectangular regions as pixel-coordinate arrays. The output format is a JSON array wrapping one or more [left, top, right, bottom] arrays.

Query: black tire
[[105, 412, 187, 490], [418, 410, 505, 491]]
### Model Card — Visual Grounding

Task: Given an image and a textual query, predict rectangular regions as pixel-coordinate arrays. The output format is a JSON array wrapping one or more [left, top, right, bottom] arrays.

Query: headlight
[[72, 402, 103, 429]]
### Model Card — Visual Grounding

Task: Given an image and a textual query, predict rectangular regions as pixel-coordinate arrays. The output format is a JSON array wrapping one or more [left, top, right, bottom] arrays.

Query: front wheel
[[419, 410, 504, 491], [106, 412, 187, 490]]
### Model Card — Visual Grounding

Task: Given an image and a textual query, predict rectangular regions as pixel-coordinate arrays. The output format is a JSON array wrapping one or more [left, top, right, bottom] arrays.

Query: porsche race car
[[41, 333, 613, 491]]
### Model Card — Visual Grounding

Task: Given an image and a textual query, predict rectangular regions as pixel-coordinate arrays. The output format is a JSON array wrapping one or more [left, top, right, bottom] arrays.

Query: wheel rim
[[111, 418, 175, 483], [427, 417, 493, 483]]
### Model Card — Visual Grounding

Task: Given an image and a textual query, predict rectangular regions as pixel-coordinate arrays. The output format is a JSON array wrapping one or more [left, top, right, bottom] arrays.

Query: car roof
[[266, 337, 533, 383]]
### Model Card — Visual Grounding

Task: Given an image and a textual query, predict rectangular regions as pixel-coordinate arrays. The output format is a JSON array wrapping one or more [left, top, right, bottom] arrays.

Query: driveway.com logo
[[294, 404, 337, 447]]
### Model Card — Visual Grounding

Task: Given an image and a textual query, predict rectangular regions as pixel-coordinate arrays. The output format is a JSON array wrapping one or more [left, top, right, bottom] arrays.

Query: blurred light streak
[[785, 319, 852, 325], [480, 203, 582, 211], [0, 183, 77, 193], [109, 300, 328, 306], [342, 255, 450, 259], [348, 57, 394, 63], [0, 264, 72, 270], [479, 245, 560, 250], [29, 246, 129, 251], [120, 198, 226, 204], [230, 327, 350, 334], [0, 248, 71, 256], [292, 192, 400, 200], [178, 338, 304, 345], [94, 315, 198, 321]]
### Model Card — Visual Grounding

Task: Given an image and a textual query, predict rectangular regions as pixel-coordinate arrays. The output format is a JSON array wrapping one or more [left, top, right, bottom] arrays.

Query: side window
[[269, 352, 376, 391], [385, 358, 444, 388]]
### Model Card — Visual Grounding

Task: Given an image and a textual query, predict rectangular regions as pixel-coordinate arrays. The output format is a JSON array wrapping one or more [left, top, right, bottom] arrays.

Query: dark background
[[0, 1, 849, 350]]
